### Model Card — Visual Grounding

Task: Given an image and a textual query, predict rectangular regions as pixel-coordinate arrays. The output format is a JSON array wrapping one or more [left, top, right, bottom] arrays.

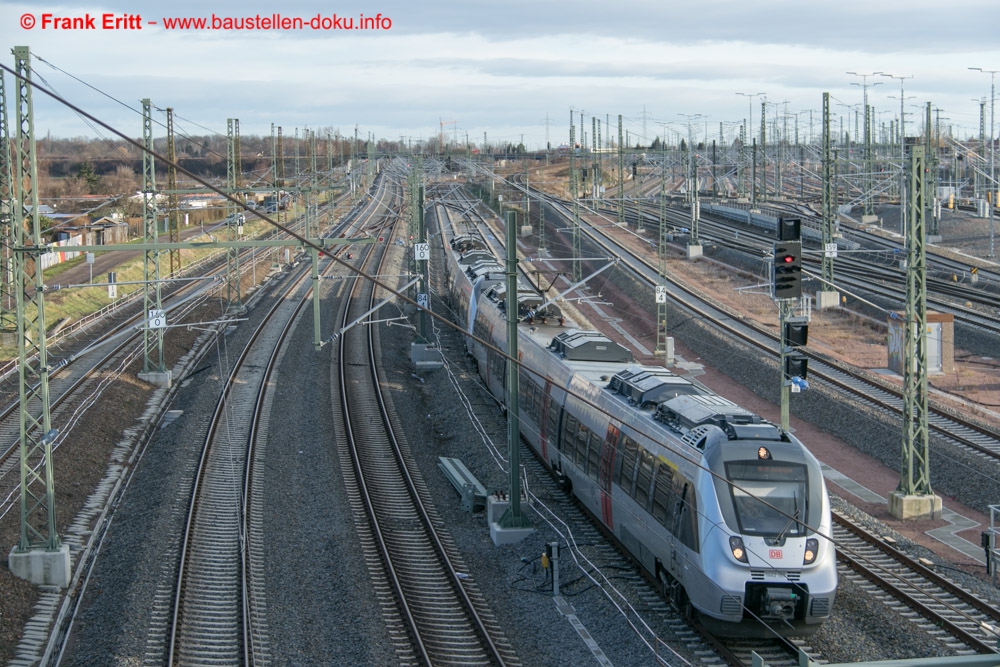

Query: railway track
[[163, 176, 394, 665], [430, 188, 831, 667], [521, 191, 1000, 470], [0, 275, 218, 526], [833, 510, 1000, 656], [0, 194, 351, 527], [441, 175, 1000, 665], [334, 187, 518, 666], [13, 177, 385, 666], [164, 266, 299, 665]]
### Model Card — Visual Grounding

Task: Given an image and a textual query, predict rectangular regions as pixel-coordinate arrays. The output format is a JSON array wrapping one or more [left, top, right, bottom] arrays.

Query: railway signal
[[777, 304, 809, 430], [782, 316, 808, 382], [784, 351, 808, 381], [784, 317, 809, 348], [777, 216, 801, 241], [773, 241, 802, 299]]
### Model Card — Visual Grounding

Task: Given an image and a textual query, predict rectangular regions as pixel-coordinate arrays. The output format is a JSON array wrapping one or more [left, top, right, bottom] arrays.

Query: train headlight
[[803, 538, 819, 565], [729, 536, 748, 563]]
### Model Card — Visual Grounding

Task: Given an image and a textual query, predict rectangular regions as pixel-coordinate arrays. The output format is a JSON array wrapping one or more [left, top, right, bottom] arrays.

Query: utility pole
[[225, 118, 242, 308], [974, 98, 986, 200], [0, 69, 16, 336], [571, 112, 582, 281], [618, 115, 625, 225], [848, 72, 882, 218], [736, 92, 763, 199], [679, 113, 703, 250], [327, 130, 333, 173], [309, 129, 318, 238], [925, 103, 940, 238], [140, 100, 167, 381], [592, 116, 598, 200], [496, 209, 532, 538], [166, 109, 181, 276], [880, 72, 913, 204], [8, 45, 71, 587], [889, 145, 942, 521], [416, 183, 429, 344], [656, 149, 673, 364], [276, 125, 285, 188], [969, 67, 997, 259], [817, 93, 840, 310], [760, 100, 767, 202], [294, 127, 300, 183]]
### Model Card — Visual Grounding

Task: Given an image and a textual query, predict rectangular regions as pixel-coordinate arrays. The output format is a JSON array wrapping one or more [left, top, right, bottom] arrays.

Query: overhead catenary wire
[[15, 64, 985, 643]]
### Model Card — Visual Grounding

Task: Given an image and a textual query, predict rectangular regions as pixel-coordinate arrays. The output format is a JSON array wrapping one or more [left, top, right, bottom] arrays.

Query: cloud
[[4, 0, 999, 145]]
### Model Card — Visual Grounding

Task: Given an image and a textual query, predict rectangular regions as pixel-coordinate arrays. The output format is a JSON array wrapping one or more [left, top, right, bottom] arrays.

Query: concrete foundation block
[[815, 290, 840, 310], [489, 522, 534, 546], [487, 495, 534, 545], [410, 343, 443, 371], [888, 491, 943, 521], [8, 543, 71, 588], [138, 370, 173, 388]]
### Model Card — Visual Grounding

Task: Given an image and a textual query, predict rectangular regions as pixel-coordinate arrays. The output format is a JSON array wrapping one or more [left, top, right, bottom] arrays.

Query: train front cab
[[700, 438, 837, 636]]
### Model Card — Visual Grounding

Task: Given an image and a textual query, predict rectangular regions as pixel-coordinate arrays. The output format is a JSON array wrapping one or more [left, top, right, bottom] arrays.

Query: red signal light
[[781, 255, 795, 263]]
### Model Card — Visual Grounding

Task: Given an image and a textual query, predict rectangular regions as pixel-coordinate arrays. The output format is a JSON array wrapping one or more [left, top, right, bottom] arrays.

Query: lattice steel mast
[[890, 145, 942, 520], [0, 69, 16, 335], [225, 118, 241, 308], [141, 99, 165, 376], [166, 108, 181, 276], [8, 46, 70, 586]]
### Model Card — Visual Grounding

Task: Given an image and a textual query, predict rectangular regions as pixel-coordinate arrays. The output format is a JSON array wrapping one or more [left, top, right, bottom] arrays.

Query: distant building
[[41, 216, 129, 270]]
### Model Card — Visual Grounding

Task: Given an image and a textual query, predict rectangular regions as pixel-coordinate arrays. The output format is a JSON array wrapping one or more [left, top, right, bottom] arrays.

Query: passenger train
[[437, 214, 837, 636]]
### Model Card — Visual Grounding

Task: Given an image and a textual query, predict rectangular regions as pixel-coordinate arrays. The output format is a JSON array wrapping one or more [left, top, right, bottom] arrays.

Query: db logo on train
[[769, 549, 783, 559]]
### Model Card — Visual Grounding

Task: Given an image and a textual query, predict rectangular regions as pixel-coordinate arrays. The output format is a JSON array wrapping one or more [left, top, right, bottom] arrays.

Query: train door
[[600, 424, 620, 529], [670, 479, 697, 577], [540, 379, 553, 460]]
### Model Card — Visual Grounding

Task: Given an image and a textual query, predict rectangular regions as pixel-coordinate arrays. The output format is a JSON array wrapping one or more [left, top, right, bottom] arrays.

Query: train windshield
[[726, 461, 808, 538]]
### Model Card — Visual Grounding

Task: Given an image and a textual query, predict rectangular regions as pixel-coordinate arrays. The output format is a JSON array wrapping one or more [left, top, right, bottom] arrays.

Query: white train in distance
[[438, 222, 837, 636]]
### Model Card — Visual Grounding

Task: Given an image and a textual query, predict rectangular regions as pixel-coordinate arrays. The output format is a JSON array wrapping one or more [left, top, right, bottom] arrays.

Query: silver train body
[[438, 220, 837, 636]]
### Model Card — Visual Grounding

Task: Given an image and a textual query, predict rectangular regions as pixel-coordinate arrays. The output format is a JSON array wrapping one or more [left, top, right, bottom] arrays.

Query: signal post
[[773, 218, 808, 432]]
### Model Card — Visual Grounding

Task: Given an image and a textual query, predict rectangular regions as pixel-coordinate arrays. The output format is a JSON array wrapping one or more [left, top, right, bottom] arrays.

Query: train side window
[[587, 432, 601, 479], [612, 433, 624, 484], [524, 382, 533, 418], [561, 414, 578, 453], [677, 483, 699, 552], [634, 449, 654, 511], [651, 463, 674, 526], [519, 378, 533, 420], [575, 423, 590, 471], [617, 436, 638, 494], [488, 349, 505, 389], [548, 405, 561, 449]]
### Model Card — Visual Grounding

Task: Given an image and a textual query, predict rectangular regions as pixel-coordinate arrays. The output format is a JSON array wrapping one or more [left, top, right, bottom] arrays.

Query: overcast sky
[[3, 0, 1000, 149]]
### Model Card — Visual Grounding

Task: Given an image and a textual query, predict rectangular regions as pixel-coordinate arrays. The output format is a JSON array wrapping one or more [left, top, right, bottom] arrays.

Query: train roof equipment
[[465, 260, 504, 282], [450, 234, 488, 253], [605, 367, 700, 408], [655, 394, 784, 446], [461, 250, 496, 266], [549, 330, 633, 364]]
